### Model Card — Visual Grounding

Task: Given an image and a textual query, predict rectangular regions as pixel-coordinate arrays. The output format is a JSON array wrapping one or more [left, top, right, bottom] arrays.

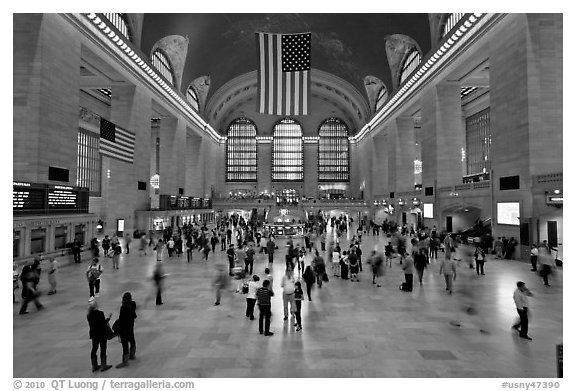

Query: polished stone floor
[[13, 227, 563, 378]]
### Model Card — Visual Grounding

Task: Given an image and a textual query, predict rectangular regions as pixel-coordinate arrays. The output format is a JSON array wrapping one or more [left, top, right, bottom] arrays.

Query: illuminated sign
[[423, 203, 434, 218], [497, 202, 520, 226], [546, 195, 563, 205]]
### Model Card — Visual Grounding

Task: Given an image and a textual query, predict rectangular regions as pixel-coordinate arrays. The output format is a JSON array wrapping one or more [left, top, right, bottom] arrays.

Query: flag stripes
[[99, 119, 135, 164], [257, 32, 311, 116]]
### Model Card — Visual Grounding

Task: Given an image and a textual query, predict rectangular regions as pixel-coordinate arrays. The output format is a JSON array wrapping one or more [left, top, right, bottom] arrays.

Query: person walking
[[512, 281, 533, 340], [111, 243, 121, 269], [124, 233, 132, 254], [302, 264, 315, 301], [280, 268, 296, 321], [312, 250, 326, 288], [86, 298, 112, 372], [538, 244, 555, 287], [86, 258, 103, 298], [152, 262, 166, 305], [154, 239, 165, 262], [202, 242, 211, 261], [245, 275, 260, 320], [245, 244, 255, 275], [19, 261, 44, 314], [348, 248, 360, 282], [369, 250, 384, 287], [167, 237, 175, 258], [212, 264, 229, 306], [91, 237, 100, 257], [138, 234, 148, 256], [266, 237, 275, 266], [400, 252, 414, 292], [439, 252, 457, 294], [226, 244, 236, 276], [530, 244, 538, 272], [72, 239, 82, 263], [102, 235, 111, 257], [115, 292, 137, 367], [47, 257, 58, 295], [414, 248, 427, 285], [186, 237, 193, 262], [256, 279, 274, 336], [294, 281, 304, 331]]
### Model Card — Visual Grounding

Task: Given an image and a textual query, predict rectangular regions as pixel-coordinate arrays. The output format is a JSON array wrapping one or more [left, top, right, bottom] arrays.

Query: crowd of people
[[13, 210, 560, 373]]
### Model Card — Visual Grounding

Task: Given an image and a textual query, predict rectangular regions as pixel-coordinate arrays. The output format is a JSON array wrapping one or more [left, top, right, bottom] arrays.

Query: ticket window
[[30, 228, 47, 254], [13, 230, 21, 258], [54, 226, 68, 250], [74, 224, 85, 245]]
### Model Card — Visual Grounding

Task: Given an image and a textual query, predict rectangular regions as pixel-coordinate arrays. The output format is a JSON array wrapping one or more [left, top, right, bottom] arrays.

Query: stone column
[[372, 133, 388, 197], [185, 131, 205, 196], [158, 117, 186, 196], [420, 82, 464, 190], [303, 141, 318, 198], [394, 116, 416, 193], [257, 141, 272, 194], [106, 84, 152, 233], [13, 14, 81, 184]]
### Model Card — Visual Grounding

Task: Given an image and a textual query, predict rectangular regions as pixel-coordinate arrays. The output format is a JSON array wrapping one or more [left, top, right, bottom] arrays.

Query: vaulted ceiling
[[139, 13, 432, 114]]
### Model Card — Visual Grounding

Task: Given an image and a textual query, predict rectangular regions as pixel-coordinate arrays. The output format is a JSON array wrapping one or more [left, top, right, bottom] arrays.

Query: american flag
[[257, 32, 311, 116], [99, 118, 135, 164]]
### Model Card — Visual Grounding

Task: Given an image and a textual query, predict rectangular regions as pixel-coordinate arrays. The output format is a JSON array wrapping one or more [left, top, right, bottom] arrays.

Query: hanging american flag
[[256, 32, 311, 116], [99, 118, 135, 164]]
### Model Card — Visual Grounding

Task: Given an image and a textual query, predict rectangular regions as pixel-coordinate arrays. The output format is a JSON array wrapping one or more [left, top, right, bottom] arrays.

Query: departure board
[[13, 182, 89, 215], [48, 185, 78, 209], [13, 183, 45, 212]]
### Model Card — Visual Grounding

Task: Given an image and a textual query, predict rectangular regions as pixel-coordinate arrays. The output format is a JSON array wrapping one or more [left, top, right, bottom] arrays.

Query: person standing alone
[[256, 279, 274, 336]]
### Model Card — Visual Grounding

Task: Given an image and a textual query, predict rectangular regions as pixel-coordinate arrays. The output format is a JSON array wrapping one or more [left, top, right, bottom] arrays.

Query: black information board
[[557, 344, 563, 378], [13, 182, 89, 215], [159, 195, 212, 210]]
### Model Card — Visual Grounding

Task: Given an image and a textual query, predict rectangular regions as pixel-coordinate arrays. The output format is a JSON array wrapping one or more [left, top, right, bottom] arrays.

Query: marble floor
[[13, 230, 563, 378]]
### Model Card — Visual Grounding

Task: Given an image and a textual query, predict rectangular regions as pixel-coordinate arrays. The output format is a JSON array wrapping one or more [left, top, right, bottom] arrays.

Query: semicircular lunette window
[[103, 13, 132, 42], [272, 118, 303, 182], [318, 117, 349, 182], [400, 49, 421, 85], [152, 49, 175, 86], [442, 13, 466, 38], [226, 117, 257, 182], [186, 86, 200, 111]]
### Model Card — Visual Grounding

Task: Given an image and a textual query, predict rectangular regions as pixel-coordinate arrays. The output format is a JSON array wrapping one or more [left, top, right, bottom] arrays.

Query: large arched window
[[152, 49, 175, 86], [272, 118, 303, 181], [441, 13, 466, 38], [226, 118, 257, 182], [318, 118, 349, 182], [186, 86, 200, 111], [103, 13, 131, 42], [400, 48, 421, 85]]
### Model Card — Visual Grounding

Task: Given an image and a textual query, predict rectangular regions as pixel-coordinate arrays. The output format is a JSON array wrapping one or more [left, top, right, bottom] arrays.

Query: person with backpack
[[86, 258, 103, 298], [102, 235, 111, 257], [302, 264, 315, 301], [111, 243, 121, 269]]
